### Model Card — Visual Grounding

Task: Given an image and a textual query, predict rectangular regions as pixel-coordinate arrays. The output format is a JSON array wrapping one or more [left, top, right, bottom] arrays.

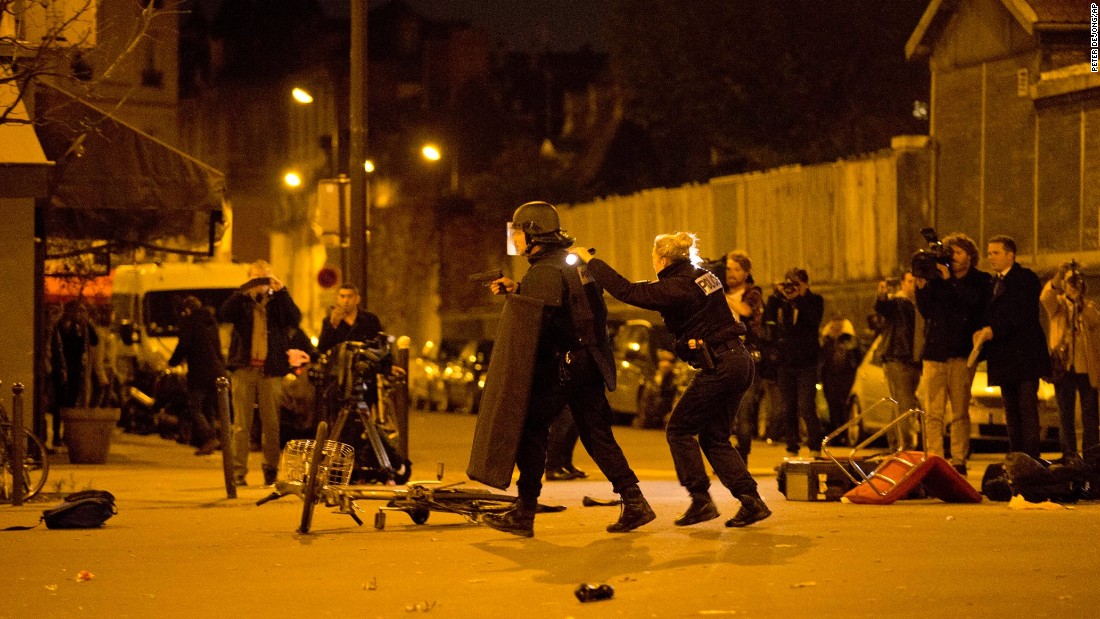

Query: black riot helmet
[[510, 201, 574, 252]]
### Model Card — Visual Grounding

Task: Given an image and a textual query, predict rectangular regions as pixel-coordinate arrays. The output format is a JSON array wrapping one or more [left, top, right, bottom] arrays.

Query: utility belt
[[687, 338, 742, 373]]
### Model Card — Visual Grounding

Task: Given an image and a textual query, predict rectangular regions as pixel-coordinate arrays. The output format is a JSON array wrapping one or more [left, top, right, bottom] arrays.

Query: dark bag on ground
[[984, 453, 1086, 503], [43, 490, 118, 529]]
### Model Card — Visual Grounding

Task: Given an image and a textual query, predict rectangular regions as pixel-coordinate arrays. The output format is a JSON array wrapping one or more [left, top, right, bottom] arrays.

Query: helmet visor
[[506, 222, 519, 256]]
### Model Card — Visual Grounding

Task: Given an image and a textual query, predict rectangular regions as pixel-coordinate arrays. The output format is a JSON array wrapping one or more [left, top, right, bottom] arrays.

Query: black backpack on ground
[[3, 490, 117, 531]]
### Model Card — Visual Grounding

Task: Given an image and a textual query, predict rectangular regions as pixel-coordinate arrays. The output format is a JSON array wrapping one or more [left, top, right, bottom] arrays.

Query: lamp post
[[348, 2, 369, 307], [421, 143, 458, 194]]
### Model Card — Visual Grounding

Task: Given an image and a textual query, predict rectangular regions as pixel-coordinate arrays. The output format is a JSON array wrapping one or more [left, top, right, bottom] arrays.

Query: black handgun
[[696, 340, 717, 373], [469, 269, 503, 286]]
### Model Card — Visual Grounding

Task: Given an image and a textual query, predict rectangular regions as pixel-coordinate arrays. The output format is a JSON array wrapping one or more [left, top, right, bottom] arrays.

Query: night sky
[[401, 0, 606, 52]]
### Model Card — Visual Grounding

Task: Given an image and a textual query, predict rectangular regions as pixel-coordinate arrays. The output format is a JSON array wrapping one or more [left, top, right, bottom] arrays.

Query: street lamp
[[291, 87, 314, 104], [283, 170, 303, 188], [420, 143, 458, 193]]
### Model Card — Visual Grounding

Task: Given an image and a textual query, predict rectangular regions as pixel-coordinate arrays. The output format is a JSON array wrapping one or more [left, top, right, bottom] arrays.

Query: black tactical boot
[[725, 494, 772, 528], [482, 498, 537, 538], [262, 466, 278, 487], [607, 485, 656, 533], [674, 492, 719, 526]]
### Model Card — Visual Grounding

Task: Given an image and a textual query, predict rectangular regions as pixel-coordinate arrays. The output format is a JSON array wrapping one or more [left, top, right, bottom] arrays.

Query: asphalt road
[[2, 411, 1098, 618]]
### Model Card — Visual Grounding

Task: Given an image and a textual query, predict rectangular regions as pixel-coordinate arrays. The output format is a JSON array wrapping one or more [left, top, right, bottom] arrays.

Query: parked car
[[845, 335, 1060, 448], [606, 319, 696, 427], [409, 341, 448, 411], [441, 339, 494, 414]]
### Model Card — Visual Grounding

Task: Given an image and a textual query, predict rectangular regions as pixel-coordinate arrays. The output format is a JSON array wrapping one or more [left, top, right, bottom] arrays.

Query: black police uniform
[[511, 246, 641, 503], [586, 257, 761, 501]]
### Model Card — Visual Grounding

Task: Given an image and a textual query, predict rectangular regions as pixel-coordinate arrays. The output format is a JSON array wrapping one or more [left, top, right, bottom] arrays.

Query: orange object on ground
[[844, 450, 983, 505]]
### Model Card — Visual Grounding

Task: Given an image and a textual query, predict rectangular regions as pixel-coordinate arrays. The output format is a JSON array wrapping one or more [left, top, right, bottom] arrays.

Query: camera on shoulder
[[911, 227, 952, 280]]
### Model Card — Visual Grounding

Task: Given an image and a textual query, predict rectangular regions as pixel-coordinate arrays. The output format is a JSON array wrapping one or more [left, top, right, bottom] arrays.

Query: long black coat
[[981, 263, 1051, 385]]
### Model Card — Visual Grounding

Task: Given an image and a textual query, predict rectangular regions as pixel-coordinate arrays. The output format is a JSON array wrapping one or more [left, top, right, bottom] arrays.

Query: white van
[[111, 261, 250, 377]]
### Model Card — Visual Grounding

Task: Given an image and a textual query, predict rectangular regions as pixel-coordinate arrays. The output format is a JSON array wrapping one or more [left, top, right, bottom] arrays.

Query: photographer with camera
[[914, 232, 991, 474], [764, 268, 825, 458], [219, 260, 303, 487], [1040, 262, 1100, 460], [577, 232, 771, 528], [874, 272, 923, 449]]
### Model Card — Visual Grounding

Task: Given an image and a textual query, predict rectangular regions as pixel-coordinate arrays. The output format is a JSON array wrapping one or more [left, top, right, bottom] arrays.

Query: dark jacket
[[586, 258, 744, 365], [763, 290, 824, 369], [915, 267, 991, 361], [874, 295, 922, 365], [168, 307, 226, 389], [981, 263, 1051, 385], [519, 247, 616, 390], [219, 288, 302, 376], [317, 308, 383, 355]]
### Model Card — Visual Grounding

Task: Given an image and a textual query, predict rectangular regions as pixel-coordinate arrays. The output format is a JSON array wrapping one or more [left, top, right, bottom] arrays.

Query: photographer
[[579, 233, 771, 528], [1040, 263, 1100, 460], [763, 268, 825, 458], [914, 232, 990, 475], [317, 283, 383, 355], [874, 273, 923, 449], [219, 261, 302, 487]]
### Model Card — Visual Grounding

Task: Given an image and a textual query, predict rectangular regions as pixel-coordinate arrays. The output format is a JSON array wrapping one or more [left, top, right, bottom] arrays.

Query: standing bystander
[[874, 273, 924, 449], [723, 250, 766, 464], [1040, 263, 1100, 460], [168, 296, 227, 456], [973, 235, 1050, 460]]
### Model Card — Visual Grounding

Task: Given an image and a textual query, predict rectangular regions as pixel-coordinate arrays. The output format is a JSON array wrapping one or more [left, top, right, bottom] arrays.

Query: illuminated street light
[[421, 144, 441, 161], [283, 171, 303, 188], [420, 143, 458, 193], [364, 159, 375, 173], [291, 87, 314, 104]]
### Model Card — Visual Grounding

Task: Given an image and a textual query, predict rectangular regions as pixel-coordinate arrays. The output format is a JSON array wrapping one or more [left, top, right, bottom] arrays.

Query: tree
[[603, 0, 929, 184]]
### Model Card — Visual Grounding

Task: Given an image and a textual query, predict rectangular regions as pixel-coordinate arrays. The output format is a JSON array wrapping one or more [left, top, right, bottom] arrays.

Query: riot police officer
[[576, 232, 771, 528], [480, 201, 654, 537]]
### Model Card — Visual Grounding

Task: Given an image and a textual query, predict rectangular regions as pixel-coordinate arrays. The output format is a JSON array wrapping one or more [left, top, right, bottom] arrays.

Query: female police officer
[[575, 232, 771, 528]]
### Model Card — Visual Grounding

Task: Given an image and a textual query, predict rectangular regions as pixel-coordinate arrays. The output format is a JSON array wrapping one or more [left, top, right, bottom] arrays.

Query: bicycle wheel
[[427, 488, 517, 517], [1, 424, 49, 501], [297, 421, 329, 534]]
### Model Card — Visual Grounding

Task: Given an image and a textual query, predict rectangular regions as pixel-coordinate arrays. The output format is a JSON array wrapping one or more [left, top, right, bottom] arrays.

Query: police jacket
[[168, 307, 227, 389], [219, 288, 302, 376], [915, 268, 991, 361], [518, 246, 616, 390], [763, 290, 824, 369], [874, 295, 922, 365], [585, 258, 745, 364]]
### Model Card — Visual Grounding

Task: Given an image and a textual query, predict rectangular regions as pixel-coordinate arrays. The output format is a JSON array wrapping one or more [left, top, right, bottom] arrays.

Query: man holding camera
[[915, 233, 990, 474], [764, 267, 825, 457], [317, 283, 383, 355], [874, 272, 923, 449], [973, 235, 1050, 460], [220, 260, 303, 486]]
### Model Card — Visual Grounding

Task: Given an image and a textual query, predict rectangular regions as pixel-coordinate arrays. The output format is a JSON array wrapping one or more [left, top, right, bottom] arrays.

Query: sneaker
[[726, 495, 772, 528]]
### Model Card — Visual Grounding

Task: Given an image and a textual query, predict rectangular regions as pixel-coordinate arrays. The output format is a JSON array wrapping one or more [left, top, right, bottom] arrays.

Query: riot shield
[[467, 293, 544, 489]]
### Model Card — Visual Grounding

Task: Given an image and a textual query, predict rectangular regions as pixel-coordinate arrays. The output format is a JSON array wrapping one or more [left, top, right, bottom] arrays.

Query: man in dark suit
[[973, 235, 1051, 459]]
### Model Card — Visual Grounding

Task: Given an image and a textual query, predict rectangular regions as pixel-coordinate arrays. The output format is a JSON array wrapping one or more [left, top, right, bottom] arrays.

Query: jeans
[[883, 361, 922, 450], [778, 365, 822, 454], [187, 384, 219, 445], [732, 372, 763, 463], [1054, 372, 1099, 456], [666, 346, 757, 498]]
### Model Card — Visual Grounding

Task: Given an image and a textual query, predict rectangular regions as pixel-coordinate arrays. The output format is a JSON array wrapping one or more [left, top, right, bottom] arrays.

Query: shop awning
[[33, 84, 226, 249], [0, 75, 53, 198]]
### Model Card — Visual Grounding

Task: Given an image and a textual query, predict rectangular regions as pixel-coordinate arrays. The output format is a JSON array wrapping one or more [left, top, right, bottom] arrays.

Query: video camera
[[311, 337, 393, 401], [911, 227, 953, 280]]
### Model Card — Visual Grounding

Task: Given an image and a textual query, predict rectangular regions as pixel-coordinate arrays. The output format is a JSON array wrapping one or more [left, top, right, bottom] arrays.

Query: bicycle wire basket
[[279, 439, 355, 489]]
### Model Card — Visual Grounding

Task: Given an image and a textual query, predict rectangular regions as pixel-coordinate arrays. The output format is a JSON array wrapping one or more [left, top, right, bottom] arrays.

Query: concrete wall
[[0, 198, 37, 414]]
